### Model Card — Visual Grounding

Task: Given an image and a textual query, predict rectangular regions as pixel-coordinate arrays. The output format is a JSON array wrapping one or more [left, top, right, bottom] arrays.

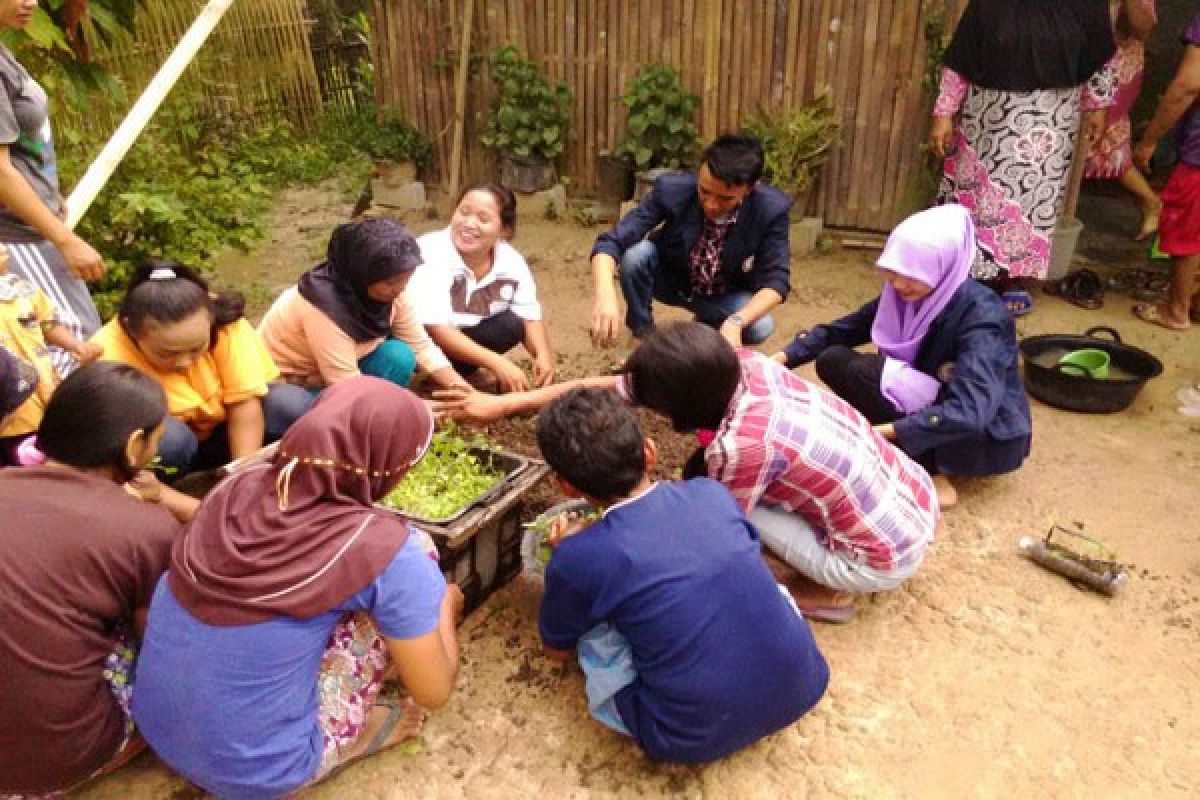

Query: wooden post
[[448, 0, 476, 197], [1061, 114, 1090, 222], [702, 0, 721, 140], [65, 0, 236, 230]]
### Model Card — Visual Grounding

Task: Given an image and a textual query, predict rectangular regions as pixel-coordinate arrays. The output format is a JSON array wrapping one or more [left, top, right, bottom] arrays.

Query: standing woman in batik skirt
[[1085, 0, 1160, 240], [0, 0, 104, 374], [928, 0, 1118, 316]]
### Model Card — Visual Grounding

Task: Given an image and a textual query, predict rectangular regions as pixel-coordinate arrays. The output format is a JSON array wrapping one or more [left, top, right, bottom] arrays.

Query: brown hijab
[[169, 376, 434, 625]]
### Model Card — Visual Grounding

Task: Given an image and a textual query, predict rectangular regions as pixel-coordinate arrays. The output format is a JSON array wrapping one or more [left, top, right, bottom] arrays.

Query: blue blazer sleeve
[[591, 180, 672, 262], [749, 202, 792, 297], [782, 298, 880, 367], [893, 311, 1015, 456]]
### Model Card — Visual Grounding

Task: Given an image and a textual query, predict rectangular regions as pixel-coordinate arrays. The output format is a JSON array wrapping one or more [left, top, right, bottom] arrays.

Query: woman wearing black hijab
[[928, 0, 1117, 311], [258, 218, 469, 391]]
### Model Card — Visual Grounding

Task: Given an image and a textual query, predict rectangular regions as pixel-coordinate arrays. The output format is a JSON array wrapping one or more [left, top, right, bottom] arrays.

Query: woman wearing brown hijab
[[132, 377, 463, 798]]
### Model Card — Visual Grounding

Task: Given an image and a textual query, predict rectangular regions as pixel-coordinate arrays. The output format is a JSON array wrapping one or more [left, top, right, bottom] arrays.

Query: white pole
[[66, 0, 236, 230]]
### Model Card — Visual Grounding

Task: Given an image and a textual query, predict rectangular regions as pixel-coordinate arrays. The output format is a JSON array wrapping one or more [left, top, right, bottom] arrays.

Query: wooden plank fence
[[57, 0, 321, 152], [370, 0, 968, 231]]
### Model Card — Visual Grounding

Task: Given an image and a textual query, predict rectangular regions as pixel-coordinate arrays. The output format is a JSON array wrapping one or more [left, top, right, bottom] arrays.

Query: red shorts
[[1159, 162, 1200, 257]]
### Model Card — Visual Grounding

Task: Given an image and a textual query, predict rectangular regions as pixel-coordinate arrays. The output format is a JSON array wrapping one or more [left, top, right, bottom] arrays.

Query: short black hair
[[701, 133, 765, 186], [536, 388, 645, 504], [119, 259, 245, 339], [38, 362, 167, 478], [456, 181, 518, 236], [624, 322, 740, 432]]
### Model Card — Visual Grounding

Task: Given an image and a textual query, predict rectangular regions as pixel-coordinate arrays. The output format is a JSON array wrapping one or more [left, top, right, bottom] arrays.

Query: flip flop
[[796, 602, 857, 624], [1132, 303, 1190, 331], [1001, 289, 1034, 317], [321, 699, 422, 782]]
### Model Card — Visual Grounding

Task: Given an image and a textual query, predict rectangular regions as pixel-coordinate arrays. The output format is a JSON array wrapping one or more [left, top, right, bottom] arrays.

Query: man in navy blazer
[[589, 134, 791, 348]]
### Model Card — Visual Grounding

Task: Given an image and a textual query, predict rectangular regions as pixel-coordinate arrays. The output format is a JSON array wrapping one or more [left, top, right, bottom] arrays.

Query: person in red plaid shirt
[[433, 322, 939, 622], [624, 323, 939, 623]]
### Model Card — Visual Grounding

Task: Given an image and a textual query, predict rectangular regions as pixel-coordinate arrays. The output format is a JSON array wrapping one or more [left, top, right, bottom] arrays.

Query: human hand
[[493, 359, 530, 393], [1133, 138, 1155, 174], [547, 510, 592, 547], [71, 340, 103, 365], [770, 351, 789, 366], [430, 386, 514, 423], [124, 470, 164, 504], [533, 353, 556, 388], [718, 318, 744, 348], [928, 116, 955, 159], [1084, 110, 1108, 150], [57, 234, 105, 282], [590, 291, 622, 348]]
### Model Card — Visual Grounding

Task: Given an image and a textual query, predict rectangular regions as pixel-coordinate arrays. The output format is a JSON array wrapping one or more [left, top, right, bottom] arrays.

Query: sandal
[[1132, 303, 1190, 331], [1001, 289, 1034, 317], [1046, 269, 1104, 310], [321, 699, 423, 782], [796, 602, 857, 624]]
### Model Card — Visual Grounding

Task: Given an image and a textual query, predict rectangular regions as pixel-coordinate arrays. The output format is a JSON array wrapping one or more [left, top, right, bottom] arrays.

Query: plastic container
[[519, 499, 597, 581], [1056, 348, 1111, 380]]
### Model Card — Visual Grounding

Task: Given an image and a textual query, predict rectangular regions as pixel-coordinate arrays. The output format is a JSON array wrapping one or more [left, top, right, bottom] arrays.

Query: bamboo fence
[[56, 0, 322, 148], [370, 0, 968, 231]]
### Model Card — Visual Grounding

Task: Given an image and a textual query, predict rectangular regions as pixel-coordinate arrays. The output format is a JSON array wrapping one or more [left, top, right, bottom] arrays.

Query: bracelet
[[727, 313, 747, 328]]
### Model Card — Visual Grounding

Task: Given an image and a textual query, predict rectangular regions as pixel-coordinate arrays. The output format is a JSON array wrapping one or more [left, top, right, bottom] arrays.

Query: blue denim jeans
[[617, 240, 775, 344], [157, 382, 314, 476]]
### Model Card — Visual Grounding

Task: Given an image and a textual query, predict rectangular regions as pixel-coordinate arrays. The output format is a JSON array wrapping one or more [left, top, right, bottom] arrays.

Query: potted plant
[[619, 64, 700, 197], [481, 45, 572, 192], [743, 95, 840, 216], [340, 106, 433, 184]]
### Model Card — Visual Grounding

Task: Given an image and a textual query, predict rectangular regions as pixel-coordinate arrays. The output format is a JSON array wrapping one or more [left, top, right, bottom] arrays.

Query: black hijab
[[943, 0, 1116, 92], [297, 218, 423, 342]]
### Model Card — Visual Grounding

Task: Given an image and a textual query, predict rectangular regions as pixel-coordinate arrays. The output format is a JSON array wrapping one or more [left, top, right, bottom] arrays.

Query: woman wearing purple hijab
[[775, 205, 1031, 508]]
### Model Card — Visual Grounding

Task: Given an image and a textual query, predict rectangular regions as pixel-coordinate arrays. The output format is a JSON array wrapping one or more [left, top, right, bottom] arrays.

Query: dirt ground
[[81, 182, 1199, 800]]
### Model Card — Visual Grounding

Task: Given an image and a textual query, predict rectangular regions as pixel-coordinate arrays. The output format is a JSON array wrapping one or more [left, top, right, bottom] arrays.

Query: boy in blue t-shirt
[[535, 388, 830, 763]]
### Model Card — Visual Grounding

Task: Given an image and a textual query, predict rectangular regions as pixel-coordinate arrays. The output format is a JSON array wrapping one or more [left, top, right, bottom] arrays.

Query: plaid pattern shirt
[[707, 351, 939, 573], [687, 210, 738, 297]]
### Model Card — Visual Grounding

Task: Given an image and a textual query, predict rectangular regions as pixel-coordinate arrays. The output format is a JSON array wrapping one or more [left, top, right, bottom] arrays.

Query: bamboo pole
[[66, 0, 236, 229], [448, 0, 476, 195]]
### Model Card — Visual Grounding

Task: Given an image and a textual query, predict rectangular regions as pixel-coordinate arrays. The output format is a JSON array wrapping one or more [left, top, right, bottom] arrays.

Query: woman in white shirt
[[411, 182, 555, 392]]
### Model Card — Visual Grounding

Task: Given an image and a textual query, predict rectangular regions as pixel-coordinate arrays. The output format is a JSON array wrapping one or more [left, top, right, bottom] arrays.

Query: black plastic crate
[[379, 448, 548, 614]]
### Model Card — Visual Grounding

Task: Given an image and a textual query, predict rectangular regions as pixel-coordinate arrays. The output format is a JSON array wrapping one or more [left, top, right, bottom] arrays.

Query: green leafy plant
[[62, 102, 365, 318], [379, 424, 505, 520], [321, 106, 432, 167], [743, 95, 840, 198], [480, 45, 572, 162], [619, 64, 699, 171]]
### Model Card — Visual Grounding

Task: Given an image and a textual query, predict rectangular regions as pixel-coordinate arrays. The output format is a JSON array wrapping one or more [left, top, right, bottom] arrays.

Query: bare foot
[[933, 474, 958, 510], [1135, 207, 1160, 241], [1133, 302, 1190, 331]]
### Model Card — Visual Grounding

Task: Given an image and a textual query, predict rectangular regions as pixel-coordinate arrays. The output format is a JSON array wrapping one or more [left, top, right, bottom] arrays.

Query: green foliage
[[379, 424, 505, 520], [742, 95, 840, 197], [319, 106, 432, 167], [0, 0, 146, 115], [480, 45, 572, 161], [619, 64, 699, 170], [921, 1, 951, 96], [62, 104, 366, 319]]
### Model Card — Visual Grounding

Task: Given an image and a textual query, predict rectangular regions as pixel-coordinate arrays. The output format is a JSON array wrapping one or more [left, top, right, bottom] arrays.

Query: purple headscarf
[[871, 204, 975, 413]]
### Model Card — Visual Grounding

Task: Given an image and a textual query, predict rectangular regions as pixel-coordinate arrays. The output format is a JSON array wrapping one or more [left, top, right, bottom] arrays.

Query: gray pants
[[6, 239, 101, 376]]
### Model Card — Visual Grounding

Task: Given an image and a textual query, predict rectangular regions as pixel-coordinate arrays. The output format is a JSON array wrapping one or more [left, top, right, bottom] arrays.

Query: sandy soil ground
[[80, 183, 1199, 799]]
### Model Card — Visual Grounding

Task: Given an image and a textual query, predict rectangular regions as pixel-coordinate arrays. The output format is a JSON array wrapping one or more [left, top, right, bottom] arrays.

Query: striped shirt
[[706, 351, 938, 573]]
